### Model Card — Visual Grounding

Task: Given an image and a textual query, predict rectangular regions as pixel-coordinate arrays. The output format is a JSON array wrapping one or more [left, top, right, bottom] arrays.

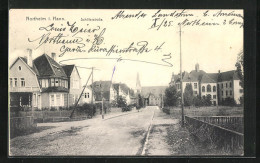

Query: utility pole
[[161, 92, 164, 108], [70, 71, 93, 119], [179, 24, 184, 127], [101, 91, 104, 119]]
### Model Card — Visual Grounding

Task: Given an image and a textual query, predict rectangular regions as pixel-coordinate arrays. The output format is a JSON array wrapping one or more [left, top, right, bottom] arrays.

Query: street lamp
[[179, 24, 184, 127]]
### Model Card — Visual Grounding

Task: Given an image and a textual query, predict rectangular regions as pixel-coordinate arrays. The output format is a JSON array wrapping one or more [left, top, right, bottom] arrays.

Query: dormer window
[[18, 66, 22, 71]]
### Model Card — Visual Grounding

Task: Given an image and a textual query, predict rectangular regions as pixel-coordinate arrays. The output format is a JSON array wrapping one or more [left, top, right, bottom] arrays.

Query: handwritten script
[[27, 9, 243, 67]]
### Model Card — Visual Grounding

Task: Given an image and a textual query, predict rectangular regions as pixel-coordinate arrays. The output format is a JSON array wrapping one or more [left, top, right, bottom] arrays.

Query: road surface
[[10, 106, 179, 156]]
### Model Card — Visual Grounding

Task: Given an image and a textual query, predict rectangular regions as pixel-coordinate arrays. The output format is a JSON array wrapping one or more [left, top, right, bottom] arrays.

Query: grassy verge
[[10, 126, 56, 139], [164, 106, 243, 117]]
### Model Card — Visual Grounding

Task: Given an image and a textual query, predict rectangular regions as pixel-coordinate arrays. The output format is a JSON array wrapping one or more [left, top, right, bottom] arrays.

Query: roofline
[[44, 54, 57, 76], [10, 57, 37, 76]]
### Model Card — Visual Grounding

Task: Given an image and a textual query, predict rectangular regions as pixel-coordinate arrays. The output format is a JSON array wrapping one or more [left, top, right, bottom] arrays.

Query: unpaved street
[[10, 106, 179, 156]]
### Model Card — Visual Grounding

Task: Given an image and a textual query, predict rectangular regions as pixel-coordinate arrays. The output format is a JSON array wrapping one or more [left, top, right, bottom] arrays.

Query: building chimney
[[26, 48, 33, 67], [195, 63, 199, 72], [51, 52, 56, 61]]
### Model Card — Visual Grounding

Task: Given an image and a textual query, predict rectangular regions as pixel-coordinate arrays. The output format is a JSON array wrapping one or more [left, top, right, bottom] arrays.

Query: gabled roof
[[62, 65, 75, 77], [33, 54, 67, 78], [174, 71, 190, 82], [182, 71, 191, 82], [113, 83, 130, 95], [10, 57, 39, 76], [218, 70, 239, 82]]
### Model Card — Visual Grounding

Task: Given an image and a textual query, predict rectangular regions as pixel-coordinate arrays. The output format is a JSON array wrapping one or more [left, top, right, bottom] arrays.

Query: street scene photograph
[[9, 9, 244, 156]]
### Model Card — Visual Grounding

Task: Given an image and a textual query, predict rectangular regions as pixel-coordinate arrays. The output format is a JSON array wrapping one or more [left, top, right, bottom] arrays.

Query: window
[[33, 94, 36, 106], [194, 83, 197, 89], [239, 89, 243, 93], [194, 91, 197, 95], [64, 80, 68, 88], [84, 93, 87, 98], [213, 86, 216, 92], [21, 78, 25, 87], [56, 94, 60, 106], [226, 90, 228, 96], [55, 78, 59, 86], [239, 82, 242, 86], [202, 86, 205, 92], [62, 80, 65, 87], [207, 84, 211, 92], [18, 66, 22, 71], [10, 78, 13, 87], [222, 91, 223, 96], [87, 93, 90, 98], [51, 78, 55, 87], [50, 95, 55, 106], [14, 78, 18, 87], [230, 82, 232, 87], [222, 83, 223, 88], [42, 79, 49, 88], [226, 83, 228, 88], [42, 79, 45, 87], [213, 95, 216, 99], [230, 90, 232, 95]]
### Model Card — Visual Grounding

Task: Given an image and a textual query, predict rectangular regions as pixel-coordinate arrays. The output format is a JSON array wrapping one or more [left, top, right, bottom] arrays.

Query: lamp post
[[179, 24, 184, 127], [101, 89, 104, 119]]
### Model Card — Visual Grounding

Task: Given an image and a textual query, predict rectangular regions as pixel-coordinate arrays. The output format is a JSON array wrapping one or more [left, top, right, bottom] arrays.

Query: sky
[[9, 9, 243, 89]]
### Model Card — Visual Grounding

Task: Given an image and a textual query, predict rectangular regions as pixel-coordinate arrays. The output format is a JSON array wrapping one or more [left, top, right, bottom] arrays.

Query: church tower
[[135, 72, 141, 94]]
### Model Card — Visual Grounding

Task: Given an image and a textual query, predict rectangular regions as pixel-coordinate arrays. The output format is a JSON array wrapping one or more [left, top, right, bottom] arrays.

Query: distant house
[[217, 70, 243, 105], [113, 83, 134, 105], [9, 49, 83, 110], [62, 65, 82, 106], [141, 86, 167, 106], [91, 81, 114, 102], [170, 63, 243, 105], [91, 81, 135, 105], [81, 85, 93, 104]]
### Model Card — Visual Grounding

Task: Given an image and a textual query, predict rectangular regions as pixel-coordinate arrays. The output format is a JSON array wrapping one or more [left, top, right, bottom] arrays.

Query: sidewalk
[[144, 107, 179, 155]]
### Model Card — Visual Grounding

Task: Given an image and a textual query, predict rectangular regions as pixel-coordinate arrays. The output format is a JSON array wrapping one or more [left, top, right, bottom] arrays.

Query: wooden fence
[[194, 116, 243, 126], [10, 107, 124, 123], [185, 115, 244, 151]]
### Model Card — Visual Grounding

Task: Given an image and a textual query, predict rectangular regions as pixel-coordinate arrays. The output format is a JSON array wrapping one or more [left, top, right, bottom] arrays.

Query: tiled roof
[[201, 74, 216, 83], [62, 65, 75, 77], [207, 73, 218, 82], [171, 68, 239, 84], [113, 83, 130, 95], [33, 54, 67, 78], [189, 70, 207, 82], [218, 70, 239, 82]]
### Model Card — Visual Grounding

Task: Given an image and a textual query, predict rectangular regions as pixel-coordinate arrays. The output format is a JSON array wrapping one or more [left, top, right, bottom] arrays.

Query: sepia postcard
[[9, 9, 244, 156]]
